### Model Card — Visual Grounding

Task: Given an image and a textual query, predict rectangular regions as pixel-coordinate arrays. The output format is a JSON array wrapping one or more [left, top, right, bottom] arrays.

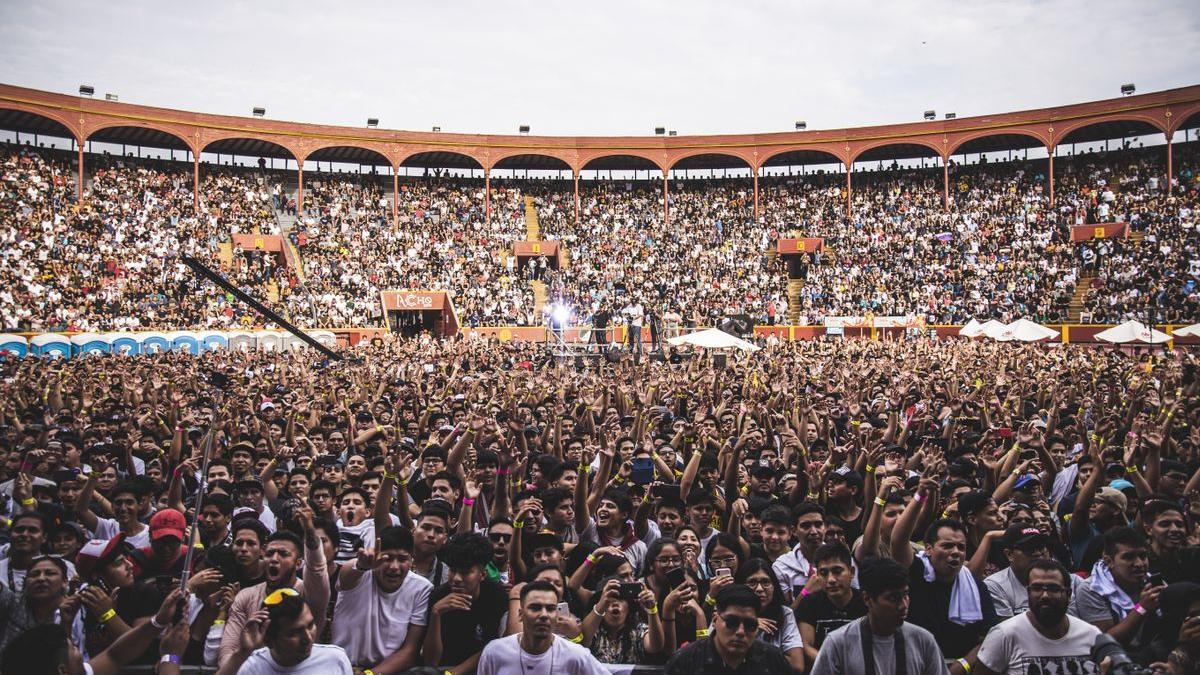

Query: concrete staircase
[[266, 280, 280, 303], [787, 278, 804, 324], [531, 279, 548, 316], [524, 196, 540, 240], [1068, 275, 1095, 322], [217, 241, 234, 267]]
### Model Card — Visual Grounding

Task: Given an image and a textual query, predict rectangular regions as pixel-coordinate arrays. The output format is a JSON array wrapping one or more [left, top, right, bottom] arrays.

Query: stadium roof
[[2, 83, 1198, 171]]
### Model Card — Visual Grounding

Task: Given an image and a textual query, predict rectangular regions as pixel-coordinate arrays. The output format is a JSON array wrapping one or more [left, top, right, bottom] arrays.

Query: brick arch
[[666, 149, 755, 172], [487, 149, 575, 172], [1053, 114, 1167, 146], [84, 120, 196, 153], [198, 131, 300, 161], [0, 103, 80, 141], [757, 146, 848, 170], [1167, 102, 1200, 137], [299, 141, 397, 167], [849, 137, 945, 165], [397, 147, 485, 170], [577, 150, 666, 173], [947, 128, 1049, 157]]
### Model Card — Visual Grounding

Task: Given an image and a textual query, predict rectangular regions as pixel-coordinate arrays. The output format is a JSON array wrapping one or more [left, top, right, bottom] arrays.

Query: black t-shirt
[[1149, 545, 1200, 584], [793, 589, 868, 649], [905, 557, 998, 658], [426, 580, 508, 668]]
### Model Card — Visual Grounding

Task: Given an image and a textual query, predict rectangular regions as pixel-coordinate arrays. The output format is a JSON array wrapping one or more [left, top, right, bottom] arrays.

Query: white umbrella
[[992, 319, 1060, 343], [667, 328, 760, 352], [1095, 320, 1172, 344], [979, 320, 1010, 340], [1172, 323, 1200, 337], [959, 319, 984, 337]]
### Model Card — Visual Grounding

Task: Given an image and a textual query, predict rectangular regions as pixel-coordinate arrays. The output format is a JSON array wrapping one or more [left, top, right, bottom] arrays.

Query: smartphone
[[997, 427, 1013, 439], [619, 582, 643, 601], [631, 457, 654, 485], [715, 567, 732, 578], [557, 602, 571, 616], [651, 483, 679, 499], [665, 567, 687, 590], [1146, 572, 1165, 588]]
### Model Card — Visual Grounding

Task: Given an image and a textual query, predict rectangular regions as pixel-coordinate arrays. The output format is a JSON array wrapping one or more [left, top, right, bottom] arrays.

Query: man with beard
[[217, 507, 330, 667], [332, 526, 431, 673], [477, 580, 608, 675], [811, 556, 947, 675], [973, 559, 1101, 675], [1142, 499, 1200, 583]]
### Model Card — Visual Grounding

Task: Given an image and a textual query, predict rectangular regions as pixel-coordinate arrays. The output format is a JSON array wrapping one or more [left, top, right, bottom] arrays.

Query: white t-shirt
[[92, 518, 151, 549], [760, 608, 804, 654], [977, 612, 1101, 675], [331, 570, 432, 666], [476, 634, 609, 675], [236, 643, 353, 674], [333, 519, 375, 562], [0, 557, 79, 593]]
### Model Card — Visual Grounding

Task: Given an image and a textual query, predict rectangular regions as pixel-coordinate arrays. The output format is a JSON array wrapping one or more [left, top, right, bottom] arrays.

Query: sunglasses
[[719, 614, 758, 633], [488, 533, 513, 543], [263, 587, 301, 606]]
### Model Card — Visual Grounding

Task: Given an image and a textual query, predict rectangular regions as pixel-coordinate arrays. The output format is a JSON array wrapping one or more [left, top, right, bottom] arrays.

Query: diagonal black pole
[[182, 254, 342, 361]]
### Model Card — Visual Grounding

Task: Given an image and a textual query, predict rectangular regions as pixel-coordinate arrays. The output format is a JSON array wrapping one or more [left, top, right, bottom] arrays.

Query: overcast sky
[[2, 0, 1198, 138]]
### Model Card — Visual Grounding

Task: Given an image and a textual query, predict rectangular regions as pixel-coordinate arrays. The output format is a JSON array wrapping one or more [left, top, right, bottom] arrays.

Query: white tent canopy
[[667, 328, 760, 352], [1173, 323, 1200, 337], [1095, 320, 1172, 344], [988, 319, 1060, 342], [959, 319, 984, 337], [977, 320, 1008, 340]]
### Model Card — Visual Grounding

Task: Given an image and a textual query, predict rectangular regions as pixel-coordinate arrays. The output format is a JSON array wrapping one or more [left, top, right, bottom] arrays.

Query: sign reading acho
[[378, 291, 459, 336], [512, 240, 561, 257], [1071, 222, 1129, 242], [776, 238, 825, 254]]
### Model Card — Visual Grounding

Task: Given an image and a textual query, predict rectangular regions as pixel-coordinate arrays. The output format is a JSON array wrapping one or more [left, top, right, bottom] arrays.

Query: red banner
[[1071, 223, 1129, 242], [512, 240, 561, 257], [776, 238, 825, 254], [231, 234, 284, 252]]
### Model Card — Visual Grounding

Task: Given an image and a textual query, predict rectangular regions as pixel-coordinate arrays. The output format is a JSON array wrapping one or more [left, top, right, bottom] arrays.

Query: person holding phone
[[580, 576, 665, 664]]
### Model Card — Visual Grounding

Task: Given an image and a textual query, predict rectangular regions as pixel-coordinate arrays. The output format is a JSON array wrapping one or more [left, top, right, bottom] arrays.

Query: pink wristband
[[462, 498, 476, 506], [800, 588, 810, 598], [914, 493, 925, 503], [496, 468, 509, 476], [1133, 603, 1147, 616]]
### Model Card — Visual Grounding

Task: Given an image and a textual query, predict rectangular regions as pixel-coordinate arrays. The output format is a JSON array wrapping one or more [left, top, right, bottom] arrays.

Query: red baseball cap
[[150, 509, 186, 542]]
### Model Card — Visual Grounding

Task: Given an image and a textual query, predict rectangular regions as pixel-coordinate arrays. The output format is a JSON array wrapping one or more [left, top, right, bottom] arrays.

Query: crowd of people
[[1, 139, 1198, 336], [0, 335, 1199, 674]]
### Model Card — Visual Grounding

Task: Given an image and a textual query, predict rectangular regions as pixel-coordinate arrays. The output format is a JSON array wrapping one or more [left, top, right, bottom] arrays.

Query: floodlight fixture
[[79, 85, 94, 97], [252, 107, 266, 117]]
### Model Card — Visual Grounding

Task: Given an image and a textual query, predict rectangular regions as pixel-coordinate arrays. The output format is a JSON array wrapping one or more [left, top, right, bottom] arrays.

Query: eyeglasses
[[745, 578, 773, 589], [708, 556, 737, 568], [1027, 584, 1068, 596], [719, 614, 758, 633], [656, 556, 682, 566], [488, 533, 513, 543], [263, 587, 301, 606]]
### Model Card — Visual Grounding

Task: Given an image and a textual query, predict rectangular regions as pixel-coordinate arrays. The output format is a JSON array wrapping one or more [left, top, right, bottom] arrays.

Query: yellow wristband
[[363, 670, 375, 675], [865, 465, 875, 473], [696, 628, 710, 638], [1126, 465, 1138, 475], [647, 605, 658, 615], [959, 658, 973, 673], [874, 497, 886, 507], [514, 521, 525, 528], [98, 608, 116, 623], [569, 633, 583, 643], [705, 595, 717, 607], [20, 498, 35, 507]]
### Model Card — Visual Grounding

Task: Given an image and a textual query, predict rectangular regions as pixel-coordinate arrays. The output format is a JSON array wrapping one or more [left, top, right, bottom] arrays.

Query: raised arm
[[891, 478, 935, 568]]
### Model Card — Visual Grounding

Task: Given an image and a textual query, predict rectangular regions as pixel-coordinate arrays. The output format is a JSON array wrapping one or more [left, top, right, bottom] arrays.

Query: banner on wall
[[1071, 222, 1129, 242], [823, 316, 924, 328], [776, 238, 825, 254]]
